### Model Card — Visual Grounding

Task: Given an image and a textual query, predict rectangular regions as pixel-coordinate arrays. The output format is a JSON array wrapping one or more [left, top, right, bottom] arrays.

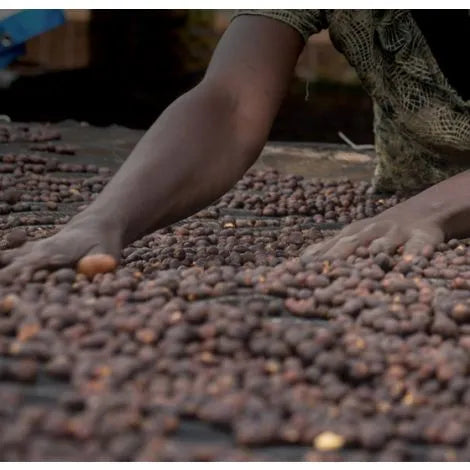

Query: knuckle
[[369, 239, 383, 250], [338, 234, 358, 245], [347, 220, 367, 232]]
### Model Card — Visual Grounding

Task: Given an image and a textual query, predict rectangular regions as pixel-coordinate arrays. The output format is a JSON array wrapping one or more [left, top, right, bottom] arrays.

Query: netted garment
[[233, 10, 470, 193]]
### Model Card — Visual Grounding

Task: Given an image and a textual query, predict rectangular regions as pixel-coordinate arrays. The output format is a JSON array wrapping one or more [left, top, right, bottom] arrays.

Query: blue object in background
[[0, 10, 65, 69]]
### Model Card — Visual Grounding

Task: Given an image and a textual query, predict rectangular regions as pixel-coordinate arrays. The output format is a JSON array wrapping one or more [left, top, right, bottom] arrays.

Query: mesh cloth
[[233, 10, 470, 193]]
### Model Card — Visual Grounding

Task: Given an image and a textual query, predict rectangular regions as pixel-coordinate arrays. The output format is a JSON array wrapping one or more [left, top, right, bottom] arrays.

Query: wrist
[[381, 186, 468, 240]]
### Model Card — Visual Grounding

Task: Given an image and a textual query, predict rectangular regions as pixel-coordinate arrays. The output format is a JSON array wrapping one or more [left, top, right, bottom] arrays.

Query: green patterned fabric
[[233, 10, 470, 193]]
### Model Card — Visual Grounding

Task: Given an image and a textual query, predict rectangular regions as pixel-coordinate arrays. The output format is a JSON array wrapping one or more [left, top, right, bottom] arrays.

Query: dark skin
[[1, 16, 470, 279]]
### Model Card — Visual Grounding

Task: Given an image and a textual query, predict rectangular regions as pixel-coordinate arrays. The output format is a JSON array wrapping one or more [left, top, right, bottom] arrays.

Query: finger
[[300, 221, 368, 258], [368, 226, 405, 255], [0, 260, 29, 283], [403, 227, 444, 256], [44, 253, 75, 268], [303, 220, 384, 261], [340, 220, 370, 236], [17, 265, 36, 283], [323, 221, 390, 259], [323, 234, 361, 259], [39, 239, 111, 271], [0, 244, 32, 266], [0, 250, 48, 283], [302, 236, 339, 258]]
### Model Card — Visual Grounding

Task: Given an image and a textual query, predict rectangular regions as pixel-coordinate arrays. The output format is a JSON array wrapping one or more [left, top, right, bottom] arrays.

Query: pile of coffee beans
[[2, 127, 470, 461]]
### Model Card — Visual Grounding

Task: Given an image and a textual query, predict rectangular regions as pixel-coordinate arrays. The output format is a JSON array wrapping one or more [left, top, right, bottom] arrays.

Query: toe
[[404, 227, 443, 256]]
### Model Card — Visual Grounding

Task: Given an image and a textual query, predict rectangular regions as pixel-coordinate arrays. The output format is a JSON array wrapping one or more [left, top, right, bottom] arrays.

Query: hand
[[0, 215, 121, 282], [305, 170, 470, 260], [303, 206, 445, 260]]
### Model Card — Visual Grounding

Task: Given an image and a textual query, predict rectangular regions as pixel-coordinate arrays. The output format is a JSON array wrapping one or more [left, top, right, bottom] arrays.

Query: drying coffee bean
[[3, 138, 470, 461], [77, 254, 118, 278]]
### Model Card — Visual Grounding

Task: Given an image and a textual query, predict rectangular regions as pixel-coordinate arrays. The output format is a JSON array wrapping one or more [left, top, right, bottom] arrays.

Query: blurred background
[[0, 10, 373, 144]]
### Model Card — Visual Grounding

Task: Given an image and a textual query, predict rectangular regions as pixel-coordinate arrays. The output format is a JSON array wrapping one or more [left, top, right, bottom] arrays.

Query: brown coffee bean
[[44, 355, 71, 381], [7, 359, 38, 382], [450, 302, 470, 322], [7, 148, 470, 460], [431, 314, 458, 337], [77, 254, 117, 278]]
